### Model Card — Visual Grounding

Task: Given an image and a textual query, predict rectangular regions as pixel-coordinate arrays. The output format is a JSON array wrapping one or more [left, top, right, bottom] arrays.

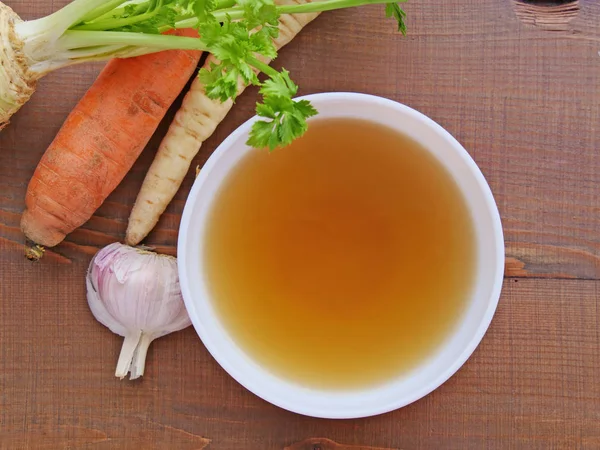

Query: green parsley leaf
[[200, 62, 241, 102], [248, 120, 277, 149], [249, 27, 278, 59], [255, 102, 276, 119], [199, 16, 263, 88], [248, 69, 317, 151], [385, 3, 407, 35], [293, 99, 318, 118], [191, 0, 408, 149], [259, 69, 298, 98], [237, 0, 279, 30], [193, 0, 216, 22]]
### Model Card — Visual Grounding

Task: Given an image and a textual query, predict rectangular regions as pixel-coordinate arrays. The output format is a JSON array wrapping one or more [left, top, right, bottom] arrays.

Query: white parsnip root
[[0, 3, 36, 129], [125, 0, 321, 246]]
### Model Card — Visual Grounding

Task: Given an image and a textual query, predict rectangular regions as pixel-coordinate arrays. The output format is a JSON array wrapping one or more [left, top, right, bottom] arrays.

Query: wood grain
[[2, 0, 600, 278], [0, 262, 598, 448], [1, 0, 599, 448], [512, 0, 579, 31], [285, 438, 396, 450]]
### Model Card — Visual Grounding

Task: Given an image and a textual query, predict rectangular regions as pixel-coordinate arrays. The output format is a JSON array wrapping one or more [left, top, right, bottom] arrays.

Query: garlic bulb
[[86, 243, 191, 380]]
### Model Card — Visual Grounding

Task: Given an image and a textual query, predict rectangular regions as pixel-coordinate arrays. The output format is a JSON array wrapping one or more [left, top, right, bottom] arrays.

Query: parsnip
[[125, 1, 321, 246]]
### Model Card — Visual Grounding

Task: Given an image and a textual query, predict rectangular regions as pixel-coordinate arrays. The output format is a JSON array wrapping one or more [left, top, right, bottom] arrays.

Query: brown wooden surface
[[1, 0, 599, 448]]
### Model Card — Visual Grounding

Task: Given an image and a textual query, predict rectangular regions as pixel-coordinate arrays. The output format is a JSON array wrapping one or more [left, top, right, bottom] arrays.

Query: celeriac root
[[0, 3, 36, 130], [125, 0, 321, 246]]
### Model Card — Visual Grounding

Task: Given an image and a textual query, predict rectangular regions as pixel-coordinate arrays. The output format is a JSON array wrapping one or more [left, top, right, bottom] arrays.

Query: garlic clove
[[86, 272, 130, 337], [86, 243, 191, 380]]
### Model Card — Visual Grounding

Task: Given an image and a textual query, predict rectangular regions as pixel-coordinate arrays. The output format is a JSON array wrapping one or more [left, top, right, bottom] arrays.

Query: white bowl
[[178, 92, 504, 419]]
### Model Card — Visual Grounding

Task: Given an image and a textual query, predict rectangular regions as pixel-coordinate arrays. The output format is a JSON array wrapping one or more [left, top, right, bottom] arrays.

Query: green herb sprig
[[20, 0, 408, 149]]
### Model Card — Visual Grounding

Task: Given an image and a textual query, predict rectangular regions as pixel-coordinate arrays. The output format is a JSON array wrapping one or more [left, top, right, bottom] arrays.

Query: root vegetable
[[21, 29, 202, 250], [126, 1, 320, 246], [0, 3, 37, 130]]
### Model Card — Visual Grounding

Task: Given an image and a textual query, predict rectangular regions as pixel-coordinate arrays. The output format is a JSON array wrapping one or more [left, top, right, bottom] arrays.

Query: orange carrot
[[20, 29, 201, 251]]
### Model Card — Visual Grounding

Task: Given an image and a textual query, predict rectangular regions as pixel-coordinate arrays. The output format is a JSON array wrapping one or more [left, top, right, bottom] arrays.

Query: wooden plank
[[0, 0, 599, 448], [285, 438, 397, 450], [0, 241, 598, 448], [1, 0, 599, 278]]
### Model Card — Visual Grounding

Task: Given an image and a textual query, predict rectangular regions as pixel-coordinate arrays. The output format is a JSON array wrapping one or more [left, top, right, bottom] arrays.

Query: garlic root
[[115, 331, 142, 380], [116, 331, 155, 380], [131, 333, 155, 379]]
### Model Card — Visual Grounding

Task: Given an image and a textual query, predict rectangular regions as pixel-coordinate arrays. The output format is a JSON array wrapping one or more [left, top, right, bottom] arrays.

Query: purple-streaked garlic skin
[[86, 243, 191, 380]]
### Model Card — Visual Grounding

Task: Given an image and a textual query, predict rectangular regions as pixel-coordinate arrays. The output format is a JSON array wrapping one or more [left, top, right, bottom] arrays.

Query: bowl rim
[[178, 92, 505, 419]]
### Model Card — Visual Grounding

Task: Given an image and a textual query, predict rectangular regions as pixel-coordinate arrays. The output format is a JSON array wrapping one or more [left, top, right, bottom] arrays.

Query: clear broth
[[204, 118, 477, 390]]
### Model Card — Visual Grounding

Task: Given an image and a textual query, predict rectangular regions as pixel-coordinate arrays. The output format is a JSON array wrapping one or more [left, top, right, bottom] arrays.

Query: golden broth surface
[[204, 118, 477, 389]]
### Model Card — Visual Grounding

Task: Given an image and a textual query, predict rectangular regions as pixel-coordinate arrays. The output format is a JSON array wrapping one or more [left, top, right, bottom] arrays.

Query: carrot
[[20, 29, 202, 253], [125, 2, 320, 246]]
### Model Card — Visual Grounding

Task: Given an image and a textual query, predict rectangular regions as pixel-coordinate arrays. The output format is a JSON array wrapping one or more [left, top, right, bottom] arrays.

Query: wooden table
[[1, 0, 599, 448]]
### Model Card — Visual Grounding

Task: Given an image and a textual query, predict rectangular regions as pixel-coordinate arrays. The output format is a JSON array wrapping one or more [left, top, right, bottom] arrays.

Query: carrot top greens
[[15, 0, 407, 149]]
